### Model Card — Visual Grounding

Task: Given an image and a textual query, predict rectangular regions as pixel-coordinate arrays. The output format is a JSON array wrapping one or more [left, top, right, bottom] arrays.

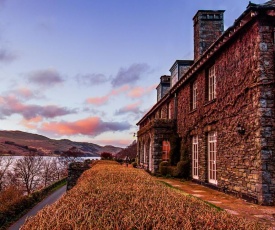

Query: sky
[[0, 0, 267, 147]]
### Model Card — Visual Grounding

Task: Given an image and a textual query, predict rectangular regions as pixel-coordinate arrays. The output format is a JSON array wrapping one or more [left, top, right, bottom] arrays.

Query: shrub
[[131, 162, 137, 168], [100, 152, 113, 160], [0, 178, 67, 230], [159, 161, 170, 175], [169, 135, 181, 165], [166, 166, 178, 177], [176, 160, 190, 178]]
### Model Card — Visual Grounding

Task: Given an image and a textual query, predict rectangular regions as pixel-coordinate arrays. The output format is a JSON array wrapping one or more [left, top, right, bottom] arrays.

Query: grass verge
[[21, 161, 268, 229]]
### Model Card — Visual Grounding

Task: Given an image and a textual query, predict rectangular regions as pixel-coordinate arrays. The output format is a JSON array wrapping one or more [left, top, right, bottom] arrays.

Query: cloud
[[39, 117, 131, 137], [20, 116, 43, 129], [111, 63, 150, 87], [0, 96, 76, 119], [5, 87, 40, 100], [0, 48, 18, 63], [27, 68, 64, 87], [76, 73, 109, 85], [86, 85, 130, 106], [115, 101, 142, 115], [128, 84, 157, 98], [86, 95, 109, 106], [82, 107, 106, 117]]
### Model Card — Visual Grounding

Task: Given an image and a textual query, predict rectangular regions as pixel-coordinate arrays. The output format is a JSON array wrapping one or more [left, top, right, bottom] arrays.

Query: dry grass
[[22, 161, 268, 230]]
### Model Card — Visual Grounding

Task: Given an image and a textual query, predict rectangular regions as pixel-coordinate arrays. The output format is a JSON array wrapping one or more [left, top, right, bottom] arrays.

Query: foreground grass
[[22, 161, 267, 230]]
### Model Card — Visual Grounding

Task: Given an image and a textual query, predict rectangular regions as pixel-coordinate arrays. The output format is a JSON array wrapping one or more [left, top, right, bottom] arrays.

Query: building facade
[[136, 1, 275, 205]]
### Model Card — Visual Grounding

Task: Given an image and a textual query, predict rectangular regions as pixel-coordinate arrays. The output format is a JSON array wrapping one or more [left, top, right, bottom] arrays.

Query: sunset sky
[[0, 0, 267, 147]]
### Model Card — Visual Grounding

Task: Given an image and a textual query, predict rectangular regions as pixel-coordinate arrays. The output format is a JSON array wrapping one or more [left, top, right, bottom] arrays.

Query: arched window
[[162, 140, 170, 161]]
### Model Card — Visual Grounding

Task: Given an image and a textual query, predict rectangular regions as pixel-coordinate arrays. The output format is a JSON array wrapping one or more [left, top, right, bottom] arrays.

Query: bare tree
[[52, 158, 67, 180], [0, 156, 13, 191], [14, 155, 43, 194], [41, 158, 56, 187]]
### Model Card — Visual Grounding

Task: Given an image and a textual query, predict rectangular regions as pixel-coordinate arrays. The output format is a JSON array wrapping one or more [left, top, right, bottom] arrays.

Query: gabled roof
[[136, 1, 275, 126]]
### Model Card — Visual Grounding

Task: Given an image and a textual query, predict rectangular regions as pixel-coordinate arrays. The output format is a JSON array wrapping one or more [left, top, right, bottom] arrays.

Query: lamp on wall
[[237, 124, 245, 135]]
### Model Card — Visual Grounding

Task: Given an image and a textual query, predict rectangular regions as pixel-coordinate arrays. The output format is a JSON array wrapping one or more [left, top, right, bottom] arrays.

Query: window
[[208, 65, 216, 101], [168, 102, 172, 119], [157, 85, 162, 101], [162, 140, 170, 161], [191, 81, 198, 110], [192, 136, 199, 179], [208, 131, 217, 184], [171, 65, 178, 87]]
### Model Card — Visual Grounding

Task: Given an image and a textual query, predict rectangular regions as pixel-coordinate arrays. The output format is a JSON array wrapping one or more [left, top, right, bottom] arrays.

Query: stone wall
[[137, 14, 275, 204], [67, 160, 92, 191]]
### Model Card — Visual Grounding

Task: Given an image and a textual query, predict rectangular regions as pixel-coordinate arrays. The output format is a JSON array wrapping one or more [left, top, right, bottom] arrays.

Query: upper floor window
[[171, 65, 178, 87], [191, 81, 198, 110], [168, 102, 172, 119], [208, 65, 216, 101]]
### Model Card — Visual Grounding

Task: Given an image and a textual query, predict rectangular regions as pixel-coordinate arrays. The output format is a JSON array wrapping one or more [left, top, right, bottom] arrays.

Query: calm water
[[0, 156, 101, 170]]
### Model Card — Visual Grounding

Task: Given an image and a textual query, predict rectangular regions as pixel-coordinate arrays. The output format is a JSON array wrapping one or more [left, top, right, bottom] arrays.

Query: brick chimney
[[193, 10, 225, 61]]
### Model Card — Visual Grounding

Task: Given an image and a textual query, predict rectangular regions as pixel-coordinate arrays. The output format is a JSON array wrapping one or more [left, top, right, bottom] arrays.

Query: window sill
[[189, 108, 197, 114], [204, 98, 216, 107]]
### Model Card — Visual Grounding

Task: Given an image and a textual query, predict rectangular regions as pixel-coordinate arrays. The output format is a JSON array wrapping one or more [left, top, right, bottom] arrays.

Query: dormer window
[[171, 64, 178, 87]]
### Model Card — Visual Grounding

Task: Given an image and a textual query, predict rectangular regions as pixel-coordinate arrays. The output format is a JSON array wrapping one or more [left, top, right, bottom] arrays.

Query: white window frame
[[208, 131, 217, 185], [192, 135, 199, 179], [208, 65, 216, 101], [168, 102, 172, 119], [192, 81, 198, 110]]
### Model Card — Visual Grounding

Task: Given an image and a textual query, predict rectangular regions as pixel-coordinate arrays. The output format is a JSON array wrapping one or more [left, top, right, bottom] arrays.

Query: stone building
[[136, 1, 275, 205]]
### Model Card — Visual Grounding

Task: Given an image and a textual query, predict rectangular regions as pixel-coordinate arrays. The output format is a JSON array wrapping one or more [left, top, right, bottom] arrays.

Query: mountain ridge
[[0, 130, 122, 157]]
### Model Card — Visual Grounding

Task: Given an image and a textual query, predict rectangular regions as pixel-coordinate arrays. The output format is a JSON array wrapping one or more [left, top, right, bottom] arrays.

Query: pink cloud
[[115, 101, 142, 115], [86, 85, 130, 106], [20, 116, 43, 129], [86, 95, 109, 106], [39, 117, 130, 137], [128, 84, 157, 98], [16, 87, 34, 99]]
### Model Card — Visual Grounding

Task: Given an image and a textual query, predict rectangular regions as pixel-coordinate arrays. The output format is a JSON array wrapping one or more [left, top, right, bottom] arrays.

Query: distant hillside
[[0, 130, 122, 157], [115, 141, 137, 160]]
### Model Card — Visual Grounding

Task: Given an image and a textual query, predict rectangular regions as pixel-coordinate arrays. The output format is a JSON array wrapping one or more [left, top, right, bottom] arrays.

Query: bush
[[166, 166, 178, 177], [176, 160, 190, 178], [131, 162, 137, 168], [100, 152, 113, 160], [159, 161, 170, 175], [0, 178, 67, 230]]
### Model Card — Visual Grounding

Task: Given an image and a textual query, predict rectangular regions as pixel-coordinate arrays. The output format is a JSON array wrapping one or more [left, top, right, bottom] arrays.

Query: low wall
[[67, 160, 92, 190]]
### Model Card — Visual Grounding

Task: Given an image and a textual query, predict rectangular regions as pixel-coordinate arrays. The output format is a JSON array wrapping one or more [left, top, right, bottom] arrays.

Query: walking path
[[8, 185, 67, 230], [157, 178, 275, 228]]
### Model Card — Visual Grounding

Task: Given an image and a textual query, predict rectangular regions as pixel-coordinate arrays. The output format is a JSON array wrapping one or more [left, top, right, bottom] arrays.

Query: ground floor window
[[208, 131, 217, 185], [192, 135, 199, 179], [162, 140, 170, 161]]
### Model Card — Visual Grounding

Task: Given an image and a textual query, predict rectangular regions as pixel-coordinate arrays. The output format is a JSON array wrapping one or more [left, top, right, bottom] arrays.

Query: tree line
[[0, 156, 70, 196]]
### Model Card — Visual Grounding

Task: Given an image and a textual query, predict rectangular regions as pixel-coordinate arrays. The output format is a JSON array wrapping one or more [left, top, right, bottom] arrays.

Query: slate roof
[[248, 0, 275, 8]]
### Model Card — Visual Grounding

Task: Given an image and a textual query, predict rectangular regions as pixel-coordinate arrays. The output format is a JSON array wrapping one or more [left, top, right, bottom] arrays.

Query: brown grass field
[[21, 161, 268, 230]]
